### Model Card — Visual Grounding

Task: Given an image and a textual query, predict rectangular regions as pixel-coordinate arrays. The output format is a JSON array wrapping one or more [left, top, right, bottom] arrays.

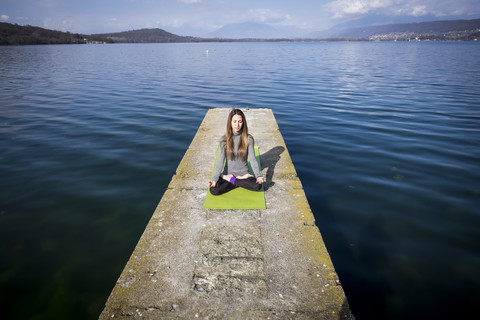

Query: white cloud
[[61, 19, 74, 30], [42, 18, 58, 30], [411, 5, 427, 16], [40, 17, 74, 32], [162, 18, 185, 28], [178, 0, 201, 3], [34, 0, 60, 8], [1, 14, 10, 20], [248, 9, 294, 25], [324, 0, 480, 19], [325, 0, 392, 18]]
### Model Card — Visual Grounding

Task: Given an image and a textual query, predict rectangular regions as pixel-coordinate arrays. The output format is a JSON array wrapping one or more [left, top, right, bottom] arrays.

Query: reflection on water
[[1, 42, 479, 319]]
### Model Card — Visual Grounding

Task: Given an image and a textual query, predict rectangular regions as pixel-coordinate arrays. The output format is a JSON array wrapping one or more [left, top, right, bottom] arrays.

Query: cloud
[[325, 0, 394, 18], [324, 0, 480, 19], [61, 19, 74, 30], [34, 0, 60, 8], [178, 0, 201, 3], [1, 14, 10, 20], [160, 18, 185, 28], [410, 5, 427, 16], [248, 9, 294, 25], [42, 18, 59, 30]]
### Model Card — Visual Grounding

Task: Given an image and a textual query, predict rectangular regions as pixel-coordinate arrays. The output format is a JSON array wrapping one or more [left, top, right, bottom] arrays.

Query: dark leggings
[[209, 176, 262, 196]]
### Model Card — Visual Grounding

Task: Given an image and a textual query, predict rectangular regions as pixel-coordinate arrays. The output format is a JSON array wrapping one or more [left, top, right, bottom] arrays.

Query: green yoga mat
[[203, 146, 266, 210]]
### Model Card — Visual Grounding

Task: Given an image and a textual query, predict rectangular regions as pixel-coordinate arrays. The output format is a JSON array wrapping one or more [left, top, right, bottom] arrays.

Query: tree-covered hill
[[0, 23, 112, 45], [94, 28, 204, 43], [0, 23, 211, 45]]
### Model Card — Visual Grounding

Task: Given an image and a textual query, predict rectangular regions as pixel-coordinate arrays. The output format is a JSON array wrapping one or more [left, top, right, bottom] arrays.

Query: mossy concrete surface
[[99, 108, 354, 319]]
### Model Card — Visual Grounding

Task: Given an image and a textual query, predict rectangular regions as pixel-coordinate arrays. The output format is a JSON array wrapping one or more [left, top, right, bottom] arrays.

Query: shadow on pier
[[260, 146, 284, 191]]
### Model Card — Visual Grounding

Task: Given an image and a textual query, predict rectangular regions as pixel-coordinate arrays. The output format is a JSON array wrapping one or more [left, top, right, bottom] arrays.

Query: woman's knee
[[209, 187, 220, 195], [252, 182, 262, 191]]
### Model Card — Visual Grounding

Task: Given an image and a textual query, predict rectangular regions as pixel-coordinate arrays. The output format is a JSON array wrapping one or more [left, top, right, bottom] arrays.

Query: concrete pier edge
[[100, 108, 354, 319]]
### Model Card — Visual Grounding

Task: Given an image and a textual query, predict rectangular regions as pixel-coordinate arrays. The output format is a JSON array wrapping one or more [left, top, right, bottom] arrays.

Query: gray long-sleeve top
[[211, 131, 261, 182]]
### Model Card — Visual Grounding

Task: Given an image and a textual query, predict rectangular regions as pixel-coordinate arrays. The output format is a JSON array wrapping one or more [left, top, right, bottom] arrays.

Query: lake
[[1, 41, 479, 320]]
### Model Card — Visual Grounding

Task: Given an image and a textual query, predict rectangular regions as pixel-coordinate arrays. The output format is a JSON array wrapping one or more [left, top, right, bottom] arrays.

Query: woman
[[208, 108, 264, 195]]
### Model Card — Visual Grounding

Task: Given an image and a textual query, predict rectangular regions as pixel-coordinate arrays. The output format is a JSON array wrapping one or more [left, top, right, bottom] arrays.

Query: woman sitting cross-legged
[[208, 108, 264, 196]]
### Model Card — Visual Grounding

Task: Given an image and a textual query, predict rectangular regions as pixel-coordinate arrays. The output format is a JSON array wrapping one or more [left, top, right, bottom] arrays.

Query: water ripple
[[1, 42, 480, 320]]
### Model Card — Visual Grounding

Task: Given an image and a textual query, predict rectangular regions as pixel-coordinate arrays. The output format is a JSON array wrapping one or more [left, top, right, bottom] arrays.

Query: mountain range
[[1, 18, 479, 45], [203, 18, 480, 40], [207, 22, 304, 39], [102, 18, 479, 41], [307, 19, 480, 40]]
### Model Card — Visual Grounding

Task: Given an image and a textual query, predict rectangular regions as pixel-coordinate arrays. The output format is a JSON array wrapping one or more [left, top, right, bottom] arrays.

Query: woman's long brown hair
[[225, 108, 249, 160]]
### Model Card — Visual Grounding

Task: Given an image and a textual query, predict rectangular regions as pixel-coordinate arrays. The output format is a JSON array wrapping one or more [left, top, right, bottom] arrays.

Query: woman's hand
[[208, 180, 216, 188], [256, 177, 264, 184]]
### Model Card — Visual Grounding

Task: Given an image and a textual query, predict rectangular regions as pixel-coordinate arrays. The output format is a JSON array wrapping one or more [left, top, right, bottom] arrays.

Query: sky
[[1, 0, 479, 36]]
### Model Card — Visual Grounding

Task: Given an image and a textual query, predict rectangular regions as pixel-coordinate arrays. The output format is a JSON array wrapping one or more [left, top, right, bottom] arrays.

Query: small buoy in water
[[206, 49, 209, 54]]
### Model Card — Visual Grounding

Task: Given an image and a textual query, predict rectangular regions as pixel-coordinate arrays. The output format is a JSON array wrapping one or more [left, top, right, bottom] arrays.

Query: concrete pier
[[99, 108, 353, 319]]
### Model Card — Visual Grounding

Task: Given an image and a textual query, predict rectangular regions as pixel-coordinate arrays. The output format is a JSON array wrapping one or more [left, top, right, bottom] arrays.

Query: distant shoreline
[[1, 20, 479, 46]]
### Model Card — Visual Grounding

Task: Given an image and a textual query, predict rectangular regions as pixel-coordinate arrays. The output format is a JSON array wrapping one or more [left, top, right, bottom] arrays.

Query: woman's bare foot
[[221, 174, 234, 181], [236, 173, 254, 179]]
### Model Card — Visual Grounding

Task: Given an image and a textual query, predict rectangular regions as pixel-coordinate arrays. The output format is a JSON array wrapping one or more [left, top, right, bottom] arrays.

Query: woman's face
[[231, 114, 243, 133]]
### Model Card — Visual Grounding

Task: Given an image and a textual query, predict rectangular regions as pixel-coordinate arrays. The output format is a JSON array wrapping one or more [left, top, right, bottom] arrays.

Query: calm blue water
[[1, 42, 479, 320]]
